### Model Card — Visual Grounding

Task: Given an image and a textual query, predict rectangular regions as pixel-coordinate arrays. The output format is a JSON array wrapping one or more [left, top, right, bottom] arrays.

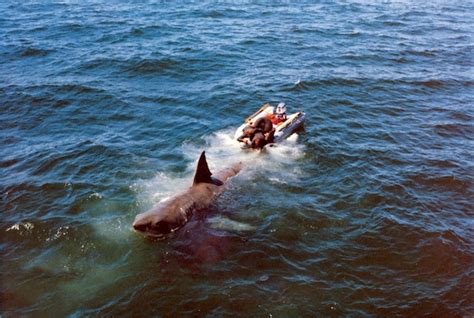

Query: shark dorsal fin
[[193, 151, 213, 185]]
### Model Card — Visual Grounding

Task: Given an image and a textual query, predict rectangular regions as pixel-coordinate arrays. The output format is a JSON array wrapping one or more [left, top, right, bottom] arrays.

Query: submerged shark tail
[[193, 151, 213, 185]]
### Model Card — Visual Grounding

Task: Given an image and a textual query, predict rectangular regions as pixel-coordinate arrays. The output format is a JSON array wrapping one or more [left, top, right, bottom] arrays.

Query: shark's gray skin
[[132, 151, 242, 238]]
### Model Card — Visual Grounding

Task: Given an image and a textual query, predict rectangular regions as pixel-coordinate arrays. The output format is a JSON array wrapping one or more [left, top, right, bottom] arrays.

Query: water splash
[[136, 128, 306, 208], [207, 215, 256, 232]]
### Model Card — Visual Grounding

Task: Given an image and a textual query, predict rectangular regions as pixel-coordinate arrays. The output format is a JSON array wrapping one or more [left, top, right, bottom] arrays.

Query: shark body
[[133, 151, 242, 238]]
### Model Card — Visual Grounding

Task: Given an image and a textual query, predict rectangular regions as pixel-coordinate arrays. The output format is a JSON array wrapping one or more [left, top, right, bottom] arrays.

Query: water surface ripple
[[1, 1, 473, 316]]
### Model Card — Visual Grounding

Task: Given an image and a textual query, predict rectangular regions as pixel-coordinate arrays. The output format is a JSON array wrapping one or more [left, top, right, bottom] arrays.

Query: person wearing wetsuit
[[253, 117, 274, 134], [251, 117, 275, 149], [251, 129, 275, 149], [237, 117, 276, 149], [237, 125, 256, 145]]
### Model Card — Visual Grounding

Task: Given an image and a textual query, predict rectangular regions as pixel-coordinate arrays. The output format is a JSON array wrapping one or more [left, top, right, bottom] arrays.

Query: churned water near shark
[[132, 151, 243, 238], [1, 1, 473, 316]]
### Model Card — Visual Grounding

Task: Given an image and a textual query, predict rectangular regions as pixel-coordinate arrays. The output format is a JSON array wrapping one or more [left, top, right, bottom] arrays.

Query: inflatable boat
[[234, 103, 305, 149]]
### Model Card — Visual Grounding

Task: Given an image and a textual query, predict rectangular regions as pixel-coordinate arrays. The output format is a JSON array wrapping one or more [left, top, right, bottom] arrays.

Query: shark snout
[[132, 214, 153, 233], [132, 214, 173, 237], [132, 221, 149, 232]]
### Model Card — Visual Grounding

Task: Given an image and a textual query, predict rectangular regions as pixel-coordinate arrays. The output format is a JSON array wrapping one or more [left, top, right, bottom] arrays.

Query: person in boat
[[251, 117, 275, 149], [236, 125, 256, 146], [252, 116, 273, 134], [251, 129, 275, 149], [266, 102, 287, 125], [237, 117, 275, 149]]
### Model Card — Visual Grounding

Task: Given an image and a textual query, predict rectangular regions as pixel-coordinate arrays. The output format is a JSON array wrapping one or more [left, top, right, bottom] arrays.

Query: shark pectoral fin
[[193, 151, 214, 185]]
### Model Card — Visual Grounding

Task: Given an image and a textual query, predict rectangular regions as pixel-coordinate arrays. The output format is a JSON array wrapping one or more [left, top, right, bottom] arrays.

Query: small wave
[[4, 83, 105, 103], [416, 80, 444, 88], [200, 10, 225, 18], [19, 47, 51, 57], [79, 57, 181, 76], [78, 57, 123, 71], [283, 77, 470, 93], [336, 29, 363, 37], [357, 192, 388, 209], [291, 26, 326, 34], [401, 49, 437, 57], [198, 7, 246, 18], [135, 95, 181, 105], [57, 22, 92, 33], [406, 173, 470, 194], [0, 158, 20, 169], [239, 39, 257, 46], [124, 58, 180, 75], [130, 27, 144, 36], [433, 123, 473, 138], [395, 57, 409, 63], [383, 21, 405, 27], [55, 83, 105, 95], [424, 159, 460, 169], [284, 78, 360, 92], [287, 80, 310, 92], [100, 25, 162, 42], [450, 111, 472, 122]]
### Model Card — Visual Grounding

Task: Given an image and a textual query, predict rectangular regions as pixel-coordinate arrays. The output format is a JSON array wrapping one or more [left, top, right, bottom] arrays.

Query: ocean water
[[1, 1, 473, 316]]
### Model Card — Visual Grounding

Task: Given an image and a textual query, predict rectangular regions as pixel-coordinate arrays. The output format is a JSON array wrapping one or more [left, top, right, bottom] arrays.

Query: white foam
[[6, 221, 34, 232], [207, 215, 256, 232], [184, 128, 305, 180], [90, 215, 134, 241], [135, 127, 306, 216], [134, 171, 190, 209]]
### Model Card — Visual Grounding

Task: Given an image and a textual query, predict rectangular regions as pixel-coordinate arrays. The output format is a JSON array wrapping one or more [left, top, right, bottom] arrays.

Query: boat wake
[[133, 127, 306, 228], [157, 128, 304, 194]]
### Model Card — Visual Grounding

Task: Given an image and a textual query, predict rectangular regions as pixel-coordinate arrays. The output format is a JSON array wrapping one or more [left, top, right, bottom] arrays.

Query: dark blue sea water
[[1, 1, 473, 316]]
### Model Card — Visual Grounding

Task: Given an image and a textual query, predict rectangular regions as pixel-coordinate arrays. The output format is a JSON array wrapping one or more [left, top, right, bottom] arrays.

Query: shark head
[[132, 213, 178, 238], [132, 204, 187, 238], [132, 151, 241, 238]]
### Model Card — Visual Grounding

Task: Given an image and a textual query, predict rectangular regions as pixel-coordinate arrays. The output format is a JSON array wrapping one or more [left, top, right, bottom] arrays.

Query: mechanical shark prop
[[132, 151, 242, 238]]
